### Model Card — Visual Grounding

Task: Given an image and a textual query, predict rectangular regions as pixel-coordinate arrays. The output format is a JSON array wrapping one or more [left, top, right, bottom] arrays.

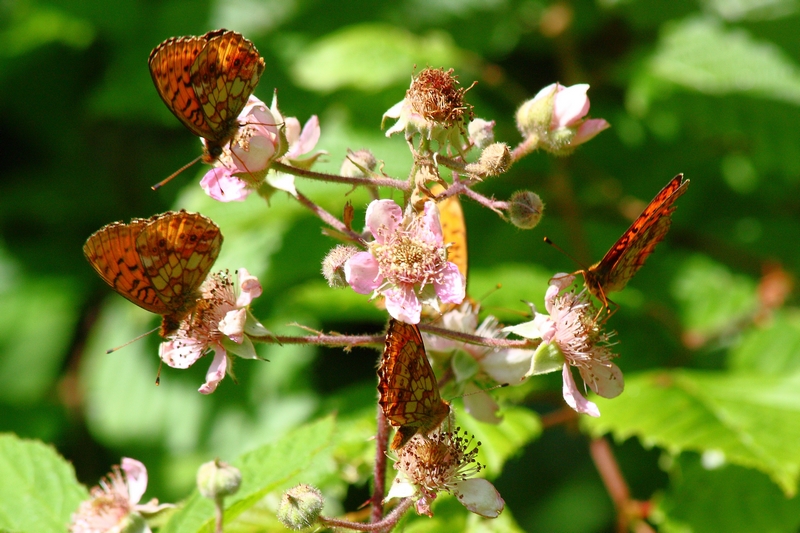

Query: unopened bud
[[515, 88, 555, 138], [277, 484, 324, 530], [465, 143, 511, 178], [508, 191, 544, 229], [340, 149, 377, 177], [197, 459, 241, 500], [322, 245, 359, 288], [468, 118, 495, 149]]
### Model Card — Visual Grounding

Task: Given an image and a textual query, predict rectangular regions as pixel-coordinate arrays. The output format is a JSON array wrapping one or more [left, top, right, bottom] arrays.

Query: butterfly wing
[[135, 211, 222, 321], [378, 319, 450, 449], [189, 29, 266, 150], [148, 34, 212, 139], [586, 174, 689, 298], [84, 219, 170, 315]]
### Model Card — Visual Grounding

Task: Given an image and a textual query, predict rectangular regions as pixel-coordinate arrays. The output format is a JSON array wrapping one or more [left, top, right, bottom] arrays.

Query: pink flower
[[386, 430, 504, 518], [70, 458, 171, 533], [515, 83, 609, 154], [344, 200, 465, 324], [505, 274, 623, 417], [159, 268, 269, 394], [200, 94, 323, 202]]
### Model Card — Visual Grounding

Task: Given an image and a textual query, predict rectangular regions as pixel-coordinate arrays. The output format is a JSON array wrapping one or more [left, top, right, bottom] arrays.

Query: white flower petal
[[452, 478, 505, 518]]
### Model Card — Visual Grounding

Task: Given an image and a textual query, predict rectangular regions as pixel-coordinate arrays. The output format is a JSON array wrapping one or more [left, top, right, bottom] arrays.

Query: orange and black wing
[[378, 319, 450, 449], [84, 218, 169, 316], [134, 211, 222, 333], [584, 174, 689, 300]]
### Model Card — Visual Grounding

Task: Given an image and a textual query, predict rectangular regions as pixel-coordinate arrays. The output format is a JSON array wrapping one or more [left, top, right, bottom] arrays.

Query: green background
[[2, 0, 800, 531]]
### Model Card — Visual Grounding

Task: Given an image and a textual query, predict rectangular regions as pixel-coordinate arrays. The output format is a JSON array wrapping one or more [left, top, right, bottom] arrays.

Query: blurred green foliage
[[2, 0, 800, 531]]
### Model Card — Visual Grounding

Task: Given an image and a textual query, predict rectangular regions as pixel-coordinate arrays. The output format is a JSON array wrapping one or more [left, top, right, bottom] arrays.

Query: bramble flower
[[383, 67, 474, 154], [159, 268, 270, 394], [344, 200, 465, 324], [505, 274, 623, 417], [515, 83, 609, 155], [70, 458, 171, 533], [386, 430, 504, 518], [424, 303, 535, 424], [200, 94, 323, 202]]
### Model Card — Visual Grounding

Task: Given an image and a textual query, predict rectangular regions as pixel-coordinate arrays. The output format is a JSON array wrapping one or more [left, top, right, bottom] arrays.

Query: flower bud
[[196, 459, 242, 500], [468, 118, 495, 149], [340, 149, 377, 177], [515, 86, 555, 139], [465, 142, 511, 178], [277, 484, 324, 530], [322, 245, 359, 288], [508, 191, 544, 229]]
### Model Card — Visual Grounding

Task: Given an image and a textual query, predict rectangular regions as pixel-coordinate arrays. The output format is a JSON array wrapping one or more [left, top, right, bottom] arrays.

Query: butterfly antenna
[[105, 326, 160, 354], [543, 236, 589, 271], [152, 154, 203, 190]]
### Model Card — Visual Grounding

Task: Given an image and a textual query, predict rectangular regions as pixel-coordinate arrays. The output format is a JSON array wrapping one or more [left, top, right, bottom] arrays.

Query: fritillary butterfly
[[148, 29, 266, 186], [579, 174, 689, 307], [83, 211, 223, 337], [378, 319, 451, 449]]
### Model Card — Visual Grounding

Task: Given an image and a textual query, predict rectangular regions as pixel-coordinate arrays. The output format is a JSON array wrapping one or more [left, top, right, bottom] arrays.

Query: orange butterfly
[[378, 319, 451, 450], [148, 29, 266, 188], [577, 174, 689, 308], [83, 211, 223, 337]]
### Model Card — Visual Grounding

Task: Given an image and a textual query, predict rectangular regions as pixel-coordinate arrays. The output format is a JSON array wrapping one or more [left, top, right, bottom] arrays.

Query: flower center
[[375, 233, 446, 286]]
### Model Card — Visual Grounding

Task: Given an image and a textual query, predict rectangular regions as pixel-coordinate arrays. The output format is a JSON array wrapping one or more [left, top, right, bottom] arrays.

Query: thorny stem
[[247, 329, 537, 351], [294, 188, 362, 242], [271, 161, 408, 191], [510, 133, 540, 162], [589, 437, 654, 533], [370, 407, 390, 524], [319, 498, 414, 531], [444, 180, 509, 215], [419, 322, 538, 349]]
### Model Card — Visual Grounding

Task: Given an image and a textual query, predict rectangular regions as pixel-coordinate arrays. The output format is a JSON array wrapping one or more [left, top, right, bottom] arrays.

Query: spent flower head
[[159, 268, 269, 394], [386, 430, 504, 518], [70, 458, 171, 533], [344, 199, 465, 324], [516, 83, 609, 156], [383, 67, 474, 155], [200, 94, 323, 202], [505, 274, 623, 417]]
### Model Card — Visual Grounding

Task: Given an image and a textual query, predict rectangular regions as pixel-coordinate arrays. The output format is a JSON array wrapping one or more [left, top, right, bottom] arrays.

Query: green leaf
[[0, 434, 88, 533], [657, 454, 800, 533], [672, 254, 757, 339], [730, 310, 800, 375], [291, 23, 463, 93], [647, 17, 800, 104], [160, 416, 336, 533], [583, 370, 800, 496]]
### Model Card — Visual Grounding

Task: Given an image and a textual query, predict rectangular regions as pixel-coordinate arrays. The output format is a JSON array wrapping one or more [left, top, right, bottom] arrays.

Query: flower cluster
[[386, 430, 504, 518], [159, 268, 269, 393], [200, 94, 324, 202], [70, 458, 170, 533], [345, 199, 466, 324], [506, 274, 623, 416]]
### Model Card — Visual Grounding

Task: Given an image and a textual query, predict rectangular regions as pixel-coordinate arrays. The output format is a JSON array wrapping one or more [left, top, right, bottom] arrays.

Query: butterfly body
[[148, 29, 265, 163], [378, 319, 450, 449], [84, 211, 222, 336], [580, 174, 689, 306]]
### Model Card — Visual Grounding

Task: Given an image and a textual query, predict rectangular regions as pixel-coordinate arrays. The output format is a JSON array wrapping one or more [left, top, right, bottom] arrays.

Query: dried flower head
[[387, 429, 504, 518]]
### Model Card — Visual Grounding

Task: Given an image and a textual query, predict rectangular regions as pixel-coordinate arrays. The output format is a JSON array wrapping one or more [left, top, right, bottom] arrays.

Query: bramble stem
[[272, 161, 408, 191]]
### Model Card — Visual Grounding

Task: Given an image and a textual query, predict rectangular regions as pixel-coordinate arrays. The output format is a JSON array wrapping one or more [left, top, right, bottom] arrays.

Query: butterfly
[[83, 210, 223, 337], [578, 173, 689, 308], [378, 319, 451, 450], [148, 29, 266, 188]]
